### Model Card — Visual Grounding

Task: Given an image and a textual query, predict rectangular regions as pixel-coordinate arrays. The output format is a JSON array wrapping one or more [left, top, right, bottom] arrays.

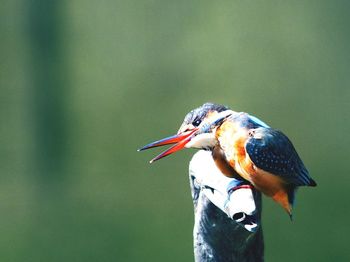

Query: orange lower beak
[[138, 129, 197, 163]]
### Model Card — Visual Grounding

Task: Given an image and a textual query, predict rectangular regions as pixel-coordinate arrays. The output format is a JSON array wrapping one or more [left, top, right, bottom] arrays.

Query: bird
[[139, 102, 317, 218]]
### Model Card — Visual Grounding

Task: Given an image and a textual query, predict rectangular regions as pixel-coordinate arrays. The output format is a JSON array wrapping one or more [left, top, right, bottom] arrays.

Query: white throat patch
[[185, 133, 217, 149]]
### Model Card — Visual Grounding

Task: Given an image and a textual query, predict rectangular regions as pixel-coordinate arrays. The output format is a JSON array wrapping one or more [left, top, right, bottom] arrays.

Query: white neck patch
[[185, 133, 217, 149]]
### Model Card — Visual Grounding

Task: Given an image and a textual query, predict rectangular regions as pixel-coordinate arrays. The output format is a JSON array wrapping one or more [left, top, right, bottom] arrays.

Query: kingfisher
[[139, 103, 317, 217]]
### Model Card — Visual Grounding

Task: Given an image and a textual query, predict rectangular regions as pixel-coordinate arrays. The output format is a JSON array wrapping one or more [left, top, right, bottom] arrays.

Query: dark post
[[189, 152, 264, 262]]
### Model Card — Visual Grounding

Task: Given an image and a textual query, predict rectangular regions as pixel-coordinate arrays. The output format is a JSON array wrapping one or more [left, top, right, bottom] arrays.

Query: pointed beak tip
[[139, 129, 198, 163], [138, 146, 148, 152]]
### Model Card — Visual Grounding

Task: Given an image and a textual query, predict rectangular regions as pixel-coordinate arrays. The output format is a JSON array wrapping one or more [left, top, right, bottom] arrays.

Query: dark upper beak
[[138, 128, 198, 163]]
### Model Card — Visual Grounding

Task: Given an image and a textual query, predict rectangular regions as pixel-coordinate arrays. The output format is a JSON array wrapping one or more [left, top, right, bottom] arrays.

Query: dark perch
[[190, 174, 264, 262]]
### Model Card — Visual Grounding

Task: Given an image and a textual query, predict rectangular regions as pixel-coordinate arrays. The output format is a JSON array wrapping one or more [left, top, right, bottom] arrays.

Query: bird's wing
[[245, 128, 316, 187]]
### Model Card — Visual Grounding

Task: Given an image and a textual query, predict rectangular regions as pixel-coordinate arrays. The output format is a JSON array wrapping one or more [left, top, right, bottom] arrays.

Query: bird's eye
[[192, 119, 201, 127]]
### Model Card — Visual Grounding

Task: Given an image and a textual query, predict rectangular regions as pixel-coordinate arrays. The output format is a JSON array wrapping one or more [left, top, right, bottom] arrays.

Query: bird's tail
[[286, 186, 297, 221], [272, 187, 294, 220]]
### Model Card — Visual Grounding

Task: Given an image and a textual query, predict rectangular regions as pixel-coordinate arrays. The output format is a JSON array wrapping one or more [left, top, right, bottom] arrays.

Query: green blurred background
[[1, 0, 349, 261]]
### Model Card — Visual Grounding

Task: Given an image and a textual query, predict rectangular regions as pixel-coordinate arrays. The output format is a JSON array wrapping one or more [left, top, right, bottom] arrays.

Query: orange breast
[[216, 121, 251, 179], [212, 145, 241, 179]]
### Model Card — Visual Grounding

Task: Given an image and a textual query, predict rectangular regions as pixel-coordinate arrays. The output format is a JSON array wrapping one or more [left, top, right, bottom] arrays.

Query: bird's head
[[139, 103, 233, 163]]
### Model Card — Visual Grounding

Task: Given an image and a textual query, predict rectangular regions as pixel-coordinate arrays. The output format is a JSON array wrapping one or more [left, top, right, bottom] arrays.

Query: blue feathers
[[245, 127, 315, 187], [247, 115, 270, 128]]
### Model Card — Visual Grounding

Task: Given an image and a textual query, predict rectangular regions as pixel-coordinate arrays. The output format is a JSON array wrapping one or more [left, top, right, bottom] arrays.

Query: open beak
[[138, 110, 232, 164], [138, 128, 198, 163]]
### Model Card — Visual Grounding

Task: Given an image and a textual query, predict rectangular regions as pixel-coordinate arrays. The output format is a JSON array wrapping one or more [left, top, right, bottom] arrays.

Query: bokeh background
[[1, 0, 349, 261]]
